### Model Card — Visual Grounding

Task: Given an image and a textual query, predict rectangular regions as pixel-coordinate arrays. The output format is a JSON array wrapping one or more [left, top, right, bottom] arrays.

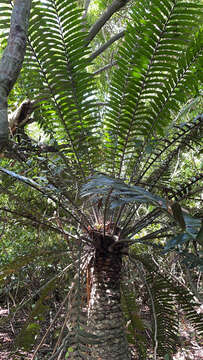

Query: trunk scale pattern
[[87, 235, 130, 360]]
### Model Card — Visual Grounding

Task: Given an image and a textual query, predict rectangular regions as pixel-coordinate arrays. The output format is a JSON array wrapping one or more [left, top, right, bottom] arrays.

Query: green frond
[[0, 1, 12, 40], [104, 0, 203, 177], [121, 284, 148, 359], [81, 173, 201, 250], [163, 214, 201, 252], [171, 283, 203, 335], [131, 254, 203, 356], [169, 172, 203, 201], [81, 173, 167, 210], [0, 166, 88, 233], [140, 114, 203, 186], [23, 0, 101, 178], [148, 274, 179, 356]]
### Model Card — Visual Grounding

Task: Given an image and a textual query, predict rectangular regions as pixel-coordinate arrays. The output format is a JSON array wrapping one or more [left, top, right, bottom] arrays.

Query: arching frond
[[23, 0, 101, 179], [104, 0, 203, 177], [130, 254, 203, 356], [140, 114, 203, 187]]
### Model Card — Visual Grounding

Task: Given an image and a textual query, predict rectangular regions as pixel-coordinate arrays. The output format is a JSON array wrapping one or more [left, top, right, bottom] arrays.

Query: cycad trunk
[[88, 242, 130, 360]]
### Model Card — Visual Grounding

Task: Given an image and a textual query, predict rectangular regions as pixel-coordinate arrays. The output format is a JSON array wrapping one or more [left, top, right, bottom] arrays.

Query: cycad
[[0, 0, 202, 358]]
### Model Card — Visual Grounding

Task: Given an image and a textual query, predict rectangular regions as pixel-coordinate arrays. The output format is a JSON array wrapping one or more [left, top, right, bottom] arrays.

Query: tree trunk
[[0, 0, 31, 148], [88, 247, 130, 359]]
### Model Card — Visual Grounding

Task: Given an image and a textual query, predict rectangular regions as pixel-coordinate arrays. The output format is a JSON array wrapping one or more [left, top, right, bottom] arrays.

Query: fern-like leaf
[[23, 0, 101, 178], [104, 0, 203, 177]]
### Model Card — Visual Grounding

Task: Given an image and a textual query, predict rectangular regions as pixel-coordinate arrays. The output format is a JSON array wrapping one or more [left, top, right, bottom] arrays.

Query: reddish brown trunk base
[[87, 244, 130, 360]]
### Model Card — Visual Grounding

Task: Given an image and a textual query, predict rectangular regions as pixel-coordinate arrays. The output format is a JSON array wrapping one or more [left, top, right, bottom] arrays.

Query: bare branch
[[0, 206, 64, 235], [82, 0, 91, 20], [86, 0, 130, 45], [93, 61, 117, 76], [0, 0, 32, 149], [89, 30, 125, 61], [95, 102, 109, 106]]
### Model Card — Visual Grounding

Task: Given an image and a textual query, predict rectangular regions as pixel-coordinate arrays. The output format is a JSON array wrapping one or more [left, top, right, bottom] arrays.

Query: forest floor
[[0, 304, 203, 360]]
